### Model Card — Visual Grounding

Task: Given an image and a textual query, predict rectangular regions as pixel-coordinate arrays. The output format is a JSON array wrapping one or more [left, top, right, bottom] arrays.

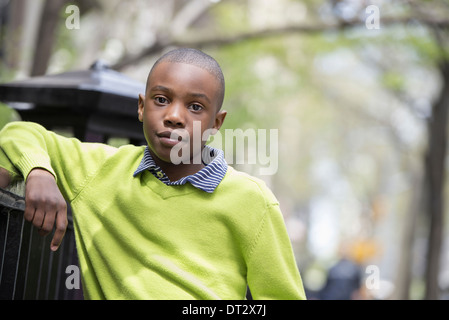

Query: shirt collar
[[133, 145, 228, 193]]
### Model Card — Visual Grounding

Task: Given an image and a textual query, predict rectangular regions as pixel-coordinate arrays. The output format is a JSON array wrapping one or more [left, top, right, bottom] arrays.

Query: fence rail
[[0, 182, 82, 300]]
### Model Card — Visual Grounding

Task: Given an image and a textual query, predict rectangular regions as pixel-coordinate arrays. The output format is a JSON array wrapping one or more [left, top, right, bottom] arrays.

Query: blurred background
[[0, 0, 448, 300]]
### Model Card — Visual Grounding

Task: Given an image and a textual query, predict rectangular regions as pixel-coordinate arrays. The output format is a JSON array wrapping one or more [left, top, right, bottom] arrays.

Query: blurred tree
[[396, 0, 449, 300], [424, 55, 449, 300], [31, 0, 69, 76]]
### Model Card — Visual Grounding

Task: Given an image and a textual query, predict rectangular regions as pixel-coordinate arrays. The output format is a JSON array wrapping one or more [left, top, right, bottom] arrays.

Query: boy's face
[[138, 61, 226, 164]]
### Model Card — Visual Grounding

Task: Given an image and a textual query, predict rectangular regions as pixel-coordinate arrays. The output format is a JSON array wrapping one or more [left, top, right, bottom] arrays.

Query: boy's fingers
[[50, 210, 68, 251], [32, 208, 45, 230], [24, 168, 68, 251], [39, 210, 56, 236], [23, 204, 35, 222]]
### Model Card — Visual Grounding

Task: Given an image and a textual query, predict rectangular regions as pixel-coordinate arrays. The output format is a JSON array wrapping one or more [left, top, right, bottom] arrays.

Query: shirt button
[[156, 171, 164, 178]]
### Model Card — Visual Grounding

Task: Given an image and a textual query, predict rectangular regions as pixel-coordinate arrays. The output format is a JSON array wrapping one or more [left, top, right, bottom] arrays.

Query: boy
[[0, 48, 306, 300]]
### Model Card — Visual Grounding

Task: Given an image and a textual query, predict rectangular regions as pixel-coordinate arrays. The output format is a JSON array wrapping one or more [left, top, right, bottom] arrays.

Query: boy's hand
[[25, 168, 68, 251]]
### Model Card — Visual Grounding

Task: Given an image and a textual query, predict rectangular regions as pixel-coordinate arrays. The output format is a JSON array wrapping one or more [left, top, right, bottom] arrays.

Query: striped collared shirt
[[133, 145, 228, 193]]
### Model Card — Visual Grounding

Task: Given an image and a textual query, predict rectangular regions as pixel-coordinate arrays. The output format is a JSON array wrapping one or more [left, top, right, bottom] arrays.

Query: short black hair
[[148, 48, 225, 110]]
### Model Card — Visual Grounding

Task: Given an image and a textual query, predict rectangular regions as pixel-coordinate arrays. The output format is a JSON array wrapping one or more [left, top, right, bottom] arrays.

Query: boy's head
[[148, 48, 225, 109], [138, 48, 227, 165]]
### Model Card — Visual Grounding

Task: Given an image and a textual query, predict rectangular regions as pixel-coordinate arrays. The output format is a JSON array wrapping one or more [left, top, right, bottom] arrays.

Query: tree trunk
[[3, 0, 26, 70], [424, 60, 449, 300], [30, 0, 68, 76], [392, 170, 423, 300]]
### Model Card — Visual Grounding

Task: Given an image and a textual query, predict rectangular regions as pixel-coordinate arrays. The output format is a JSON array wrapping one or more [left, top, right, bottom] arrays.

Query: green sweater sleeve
[[0, 144, 22, 183], [0, 121, 117, 202], [246, 202, 307, 300]]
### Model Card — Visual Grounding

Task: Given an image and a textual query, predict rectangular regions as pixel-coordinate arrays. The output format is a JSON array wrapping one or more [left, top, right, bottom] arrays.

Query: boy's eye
[[155, 97, 168, 104], [189, 104, 203, 112]]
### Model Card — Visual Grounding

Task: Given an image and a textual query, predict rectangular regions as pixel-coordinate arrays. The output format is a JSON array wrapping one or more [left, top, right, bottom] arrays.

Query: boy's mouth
[[156, 130, 187, 147]]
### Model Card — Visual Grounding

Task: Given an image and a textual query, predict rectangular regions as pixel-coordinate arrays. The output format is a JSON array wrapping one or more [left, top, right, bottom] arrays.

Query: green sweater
[[0, 121, 306, 300]]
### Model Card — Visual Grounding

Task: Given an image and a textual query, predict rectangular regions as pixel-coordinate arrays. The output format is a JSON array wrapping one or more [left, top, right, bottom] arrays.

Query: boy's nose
[[163, 102, 185, 128]]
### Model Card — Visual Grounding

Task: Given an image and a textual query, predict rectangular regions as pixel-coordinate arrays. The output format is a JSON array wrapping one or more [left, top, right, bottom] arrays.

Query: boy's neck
[[158, 161, 205, 181], [149, 149, 205, 181]]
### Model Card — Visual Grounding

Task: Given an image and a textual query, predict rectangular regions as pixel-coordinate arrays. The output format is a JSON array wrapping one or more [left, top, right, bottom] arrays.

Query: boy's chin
[[153, 153, 174, 164], [150, 145, 203, 165]]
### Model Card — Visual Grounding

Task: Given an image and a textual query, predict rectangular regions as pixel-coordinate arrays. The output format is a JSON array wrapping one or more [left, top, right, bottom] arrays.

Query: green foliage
[[210, 0, 252, 35], [0, 103, 21, 130], [381, 71, 406, 91]]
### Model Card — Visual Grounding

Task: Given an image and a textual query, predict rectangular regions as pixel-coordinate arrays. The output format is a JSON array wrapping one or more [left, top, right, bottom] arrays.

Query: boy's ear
[[213, 110, 227, 131], [138, 94, 145, 122]]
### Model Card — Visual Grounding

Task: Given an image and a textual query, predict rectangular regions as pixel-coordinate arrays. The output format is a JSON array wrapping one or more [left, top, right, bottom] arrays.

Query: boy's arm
[[0, 145, 21, 186], [0, 167, 11, 188], [0, 121, 116, 250], [0, 121, 117, 200], [246, 203, 307, 300], [0, 146, 66, 250]]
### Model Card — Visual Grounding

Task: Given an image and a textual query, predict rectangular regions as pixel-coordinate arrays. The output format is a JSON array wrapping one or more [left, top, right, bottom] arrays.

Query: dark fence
[[0, 182, 82, 300]]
